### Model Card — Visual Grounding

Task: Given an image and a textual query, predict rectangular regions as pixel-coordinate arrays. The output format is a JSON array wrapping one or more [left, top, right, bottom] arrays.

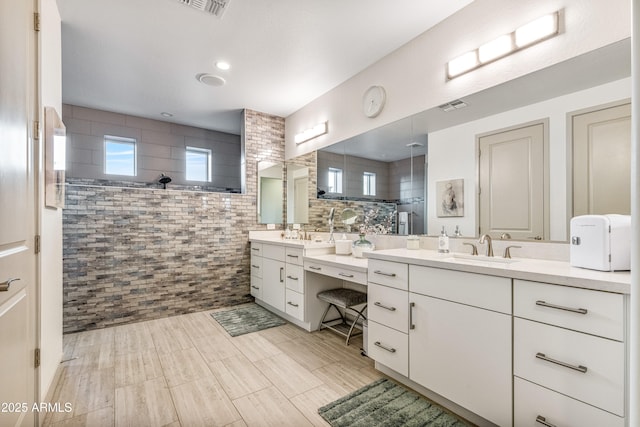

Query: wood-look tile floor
[[44, 305, 382, 427]]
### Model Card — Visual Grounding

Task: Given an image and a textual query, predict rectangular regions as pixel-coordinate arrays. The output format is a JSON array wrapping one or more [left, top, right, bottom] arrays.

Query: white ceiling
[[56, 0, 473, 135]]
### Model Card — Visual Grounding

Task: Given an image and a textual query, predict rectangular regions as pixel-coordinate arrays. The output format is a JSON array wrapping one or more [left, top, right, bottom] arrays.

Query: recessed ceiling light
[[196, 73, 226, 87], [160, 112, 173, 118], [215, 61, 230, 70]]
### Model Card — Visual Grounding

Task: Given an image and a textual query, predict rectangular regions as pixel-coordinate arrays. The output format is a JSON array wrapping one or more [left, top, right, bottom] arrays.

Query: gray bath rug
[[318, 378, 471, 427], [210, 304, 286, 337]]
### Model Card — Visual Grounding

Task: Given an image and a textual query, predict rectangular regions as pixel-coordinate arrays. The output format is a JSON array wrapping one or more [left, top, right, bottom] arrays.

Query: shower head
[[158, 173, 172, 189]]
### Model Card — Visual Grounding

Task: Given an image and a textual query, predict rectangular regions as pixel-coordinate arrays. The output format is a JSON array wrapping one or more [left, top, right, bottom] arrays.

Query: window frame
[[327, 167, 343, 194], [185, 146, 213, 182], [104, 135, 137, 176], [363, 171, 376, 196]]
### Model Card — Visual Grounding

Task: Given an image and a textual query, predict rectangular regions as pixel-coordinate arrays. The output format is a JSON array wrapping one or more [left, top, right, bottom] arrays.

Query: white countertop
[[366, 248, 631, 294], [250, 236, 335, 249], [303, 253, 368, 273]]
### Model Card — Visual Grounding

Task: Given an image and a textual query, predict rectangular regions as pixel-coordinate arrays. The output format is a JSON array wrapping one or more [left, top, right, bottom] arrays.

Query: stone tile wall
[[62, 110, 284, 332]]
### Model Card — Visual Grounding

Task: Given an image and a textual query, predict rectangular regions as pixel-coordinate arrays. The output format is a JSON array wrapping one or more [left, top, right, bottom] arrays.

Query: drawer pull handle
[[409, 302, 415, 330], [251, 285, 260, 290], [338, 272, 354, 278], [374, 302, 396, 311], [374, 342, 396, 353], [287, 254, 299, 259], [280, 267, 284, 283], [308, 266, 322, 271], [251, 265, 260, 269], [251, 247, 260, 251], [535, 352, 587, 373], [535, 300, 587, 315], [286, 275, 299, 281], [535, 416, 557, 427], [287, 301, 299, 308], [374, 270, 396, 277]]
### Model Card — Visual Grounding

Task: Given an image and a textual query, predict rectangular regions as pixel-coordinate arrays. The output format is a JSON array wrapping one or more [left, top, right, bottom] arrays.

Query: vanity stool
[[317, 288, 367, 346]]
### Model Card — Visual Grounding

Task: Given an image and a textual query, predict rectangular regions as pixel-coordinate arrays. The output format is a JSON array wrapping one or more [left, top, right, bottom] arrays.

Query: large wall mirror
[[308, 38, 631, 242], [257, 161, 283, 224]]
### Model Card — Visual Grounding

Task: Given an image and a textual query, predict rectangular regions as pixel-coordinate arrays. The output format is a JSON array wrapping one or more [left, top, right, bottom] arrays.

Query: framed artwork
[[44, 106, 66, 209], [436, 178, 464, 217]]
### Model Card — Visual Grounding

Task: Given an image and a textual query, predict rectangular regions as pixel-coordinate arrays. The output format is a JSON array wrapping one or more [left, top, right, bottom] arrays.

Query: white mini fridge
[[569, 214, 631, 272]]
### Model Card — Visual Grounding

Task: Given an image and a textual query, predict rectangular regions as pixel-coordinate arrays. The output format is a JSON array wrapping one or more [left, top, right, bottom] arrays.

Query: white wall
[[427, 77, 631, 240], [285, 0, 631, 160], [38, 0, 63, 401]]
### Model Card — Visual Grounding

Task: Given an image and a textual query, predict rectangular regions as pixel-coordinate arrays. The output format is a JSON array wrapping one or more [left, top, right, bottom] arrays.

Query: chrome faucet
[[328, 208, 335, 243], [478, 234, 493, 257]]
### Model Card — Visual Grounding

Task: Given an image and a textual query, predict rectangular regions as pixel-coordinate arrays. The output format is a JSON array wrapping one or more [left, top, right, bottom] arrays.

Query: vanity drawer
[[250, 275, 262, 299], [514, 279, 624, 341], [285, 247, 304, 266], [250, 242, 263, 257], [410, 265, 511, 314], [304, 262, 367, 285], [250, 255, 263, 278], [368, 260, 408, 290], [262, 243, 286, 262], [285, 289, 304, 321], [285, 264, 304, 293], [514, 317, 624, 416], [367, 320, 408, 377], [514, 377, 624, 427], [368, 283, 408, 333]]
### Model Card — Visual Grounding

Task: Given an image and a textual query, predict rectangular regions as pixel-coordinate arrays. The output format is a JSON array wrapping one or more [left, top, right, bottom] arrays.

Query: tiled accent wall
[[62, 110, 284, 332], [62, 104, 242, 191]]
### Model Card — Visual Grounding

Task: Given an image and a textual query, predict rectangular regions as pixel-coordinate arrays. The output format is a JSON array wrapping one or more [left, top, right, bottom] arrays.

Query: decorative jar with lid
[[352, 233, 375, 258]]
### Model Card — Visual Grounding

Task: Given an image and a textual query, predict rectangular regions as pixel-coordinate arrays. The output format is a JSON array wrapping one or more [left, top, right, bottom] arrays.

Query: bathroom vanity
[[249, 232, 630, 427]]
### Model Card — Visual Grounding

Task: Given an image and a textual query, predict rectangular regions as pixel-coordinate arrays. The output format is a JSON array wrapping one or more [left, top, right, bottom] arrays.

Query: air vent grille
[[438, 99, 468, 112], [176, 0, 230, 18]]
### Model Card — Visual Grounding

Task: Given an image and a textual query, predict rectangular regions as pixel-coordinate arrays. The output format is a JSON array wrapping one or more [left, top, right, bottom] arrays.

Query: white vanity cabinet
[[284, 247, 305, 321], [250, 243, 263, 299], [513, 279, 626, 426], [409, 266, 513, 427]]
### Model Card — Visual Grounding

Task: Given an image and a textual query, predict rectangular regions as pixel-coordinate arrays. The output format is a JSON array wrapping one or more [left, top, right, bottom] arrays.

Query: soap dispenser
[[438, 226, 450, 253]]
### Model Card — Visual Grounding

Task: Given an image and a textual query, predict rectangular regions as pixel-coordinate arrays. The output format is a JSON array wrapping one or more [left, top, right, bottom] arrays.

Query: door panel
[[572, 103, 631, 216], [0, 0, 37, 425], [479, 123, 546, 240]]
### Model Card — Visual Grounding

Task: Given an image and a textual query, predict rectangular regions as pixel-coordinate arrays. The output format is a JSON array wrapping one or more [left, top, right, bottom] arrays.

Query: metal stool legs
[[319, 302, 367, 346]]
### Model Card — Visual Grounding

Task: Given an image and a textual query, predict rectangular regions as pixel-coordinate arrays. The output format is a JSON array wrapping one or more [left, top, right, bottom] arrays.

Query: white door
[[0, 0, 38, 425], [572, 103, 631, 216], [479, 123, 546, 240]]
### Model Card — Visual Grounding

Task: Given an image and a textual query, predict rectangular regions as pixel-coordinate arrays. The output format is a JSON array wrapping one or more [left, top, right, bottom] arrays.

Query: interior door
[[0, 0, 37, 425], [479, 123, 546, 240], [572, 103, 631, 216]]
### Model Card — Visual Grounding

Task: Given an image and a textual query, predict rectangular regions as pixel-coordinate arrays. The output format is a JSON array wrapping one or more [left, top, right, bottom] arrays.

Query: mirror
[[286, 163, 310, 224], [257, 161, 283, 224], [312, 39, 631, 242]]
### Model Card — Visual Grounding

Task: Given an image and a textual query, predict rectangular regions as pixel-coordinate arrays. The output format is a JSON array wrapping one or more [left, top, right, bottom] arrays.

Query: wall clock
[[362, 85, 386, 118]]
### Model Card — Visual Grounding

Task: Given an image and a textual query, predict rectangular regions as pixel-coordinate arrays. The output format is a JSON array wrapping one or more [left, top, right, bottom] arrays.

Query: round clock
[[362, 85, 386, 118]]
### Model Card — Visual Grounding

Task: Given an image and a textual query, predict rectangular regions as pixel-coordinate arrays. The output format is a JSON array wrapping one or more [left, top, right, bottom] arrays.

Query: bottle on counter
[[438, 226, 450, 253]]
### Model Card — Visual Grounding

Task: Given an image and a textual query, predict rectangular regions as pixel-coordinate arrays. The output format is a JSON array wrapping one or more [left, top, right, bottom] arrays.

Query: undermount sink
[[443, 253, 519, 264]]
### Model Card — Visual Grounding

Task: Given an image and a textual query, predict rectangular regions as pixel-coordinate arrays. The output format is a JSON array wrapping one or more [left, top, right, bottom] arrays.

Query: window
[[186, 146, 212, 182], [363, 172, 376, 196], [327, 167, 343, 194], [105, 136, 136, 176]]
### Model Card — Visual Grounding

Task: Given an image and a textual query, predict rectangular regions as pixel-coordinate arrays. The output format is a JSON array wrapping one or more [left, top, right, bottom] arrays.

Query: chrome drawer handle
[[251, 285, 260, 290], [535, 352, 587, 373], [280, 267, 284, 283], [374, 270, 396, 277], [286, 275, 299, 281], [0, 278, 20, 292], [535, 415, 557, 427], [308, 266, 322, 271], [338, 272, 354, 278], [251, 265, 260, 269], [374, 302, 396, 311], [374, 342, 396, 353], [251, 247, 260, 251], [409, 302, 415, 330], [287, 301, 299, 307], [287, 254, 299, 259], [536, 300, 588, 315]]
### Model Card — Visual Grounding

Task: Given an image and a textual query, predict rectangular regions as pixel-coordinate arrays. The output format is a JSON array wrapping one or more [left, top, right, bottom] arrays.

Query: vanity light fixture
[[294, 121, 328, 144], [447, 11, 560, 79]]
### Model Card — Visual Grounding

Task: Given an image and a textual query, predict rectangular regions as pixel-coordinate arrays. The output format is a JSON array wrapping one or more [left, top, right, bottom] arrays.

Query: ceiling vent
[[438, 99, 468, 112], [176, 0, 231, 18]]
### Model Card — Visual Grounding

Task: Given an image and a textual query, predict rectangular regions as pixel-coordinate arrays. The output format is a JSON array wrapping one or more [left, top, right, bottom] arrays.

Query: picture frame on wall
[[437, 178, 464, 217]]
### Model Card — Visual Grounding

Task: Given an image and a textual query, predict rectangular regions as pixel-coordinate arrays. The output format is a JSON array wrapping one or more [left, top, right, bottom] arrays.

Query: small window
[[186, 146, 212, 182], [105, 136, 136, 176], [363, 172, 376, 196], [327, 167, 343, 194]]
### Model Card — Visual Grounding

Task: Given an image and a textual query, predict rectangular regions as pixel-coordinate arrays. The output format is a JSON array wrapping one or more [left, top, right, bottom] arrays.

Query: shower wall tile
[[62, 110, 285, 333]]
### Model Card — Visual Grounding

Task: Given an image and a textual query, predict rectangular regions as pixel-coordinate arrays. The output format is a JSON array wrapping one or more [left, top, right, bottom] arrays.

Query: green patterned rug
[[318, 378, 472, 427], [211, 304, 286, 337]]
